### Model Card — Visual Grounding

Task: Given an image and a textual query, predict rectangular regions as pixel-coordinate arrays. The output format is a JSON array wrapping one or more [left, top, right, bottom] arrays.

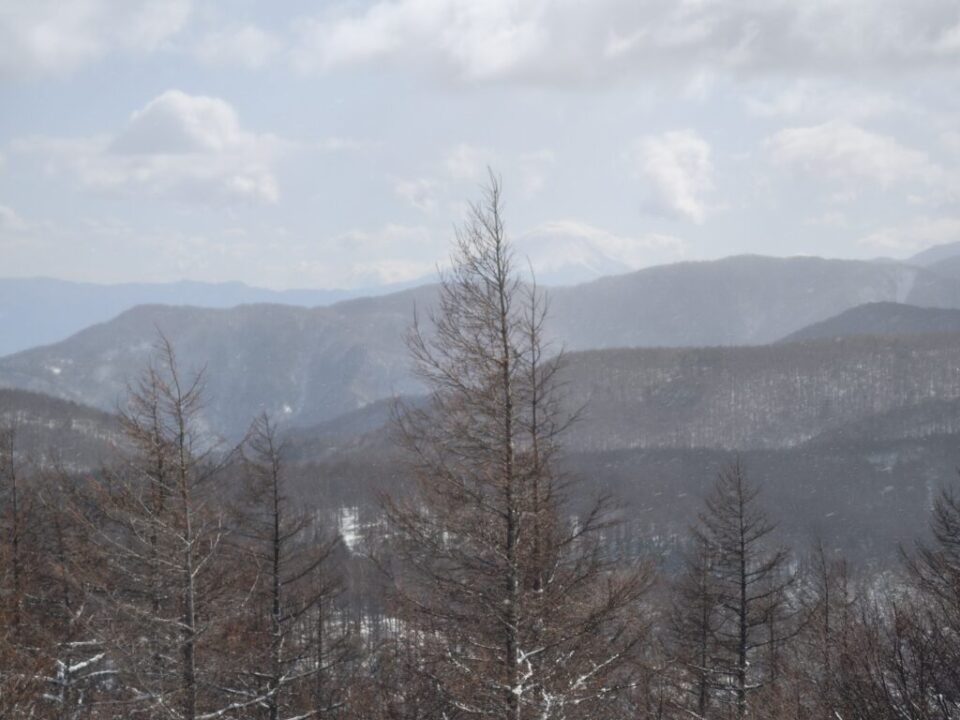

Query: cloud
[[292, 0, 548, 81], [859, 216, 960, 252], [394, 178, 438, 212], [627, 130, 713, 223], [444, 144, 492, 181], [0, 0, 192, 78], [942, 130, 960, 155], [0, 203, 28, 232], [16, 90, 284, 204], [332, 223, 440, 284], [518, 150, 555, 196], [290, 0, 960, 86], [767, 121, 944, 194], [744, 81, 896, 121], [194, 24, 281, 69]]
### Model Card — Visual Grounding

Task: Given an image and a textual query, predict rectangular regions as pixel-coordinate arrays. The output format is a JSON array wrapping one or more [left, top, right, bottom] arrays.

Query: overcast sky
[[1, 0, 959, 289]]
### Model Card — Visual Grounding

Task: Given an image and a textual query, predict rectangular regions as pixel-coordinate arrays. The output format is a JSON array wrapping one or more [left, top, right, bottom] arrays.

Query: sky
[[1, 0, 959, 290]]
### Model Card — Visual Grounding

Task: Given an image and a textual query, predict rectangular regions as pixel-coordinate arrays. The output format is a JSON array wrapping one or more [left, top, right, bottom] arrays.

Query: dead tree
[[903, 483, 960, 716], [83, 336, 235, 719], [234, 412, 352, 720], [668, 535, 723, 719], [31, 466, 114, 720], [0, 424, 44, 716], [692, 459, 797, 718], [385, 173, 651, 719]]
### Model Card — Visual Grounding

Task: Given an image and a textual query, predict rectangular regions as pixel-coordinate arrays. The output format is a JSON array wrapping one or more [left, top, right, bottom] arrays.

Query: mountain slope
[[779, 302, 960, 343], [559, 334, 960, 451], [910, 240, 960, 266], [0, 276, 425, 357], [282, 332, 960, 456], [547, 255, 960, 349], [0, 297, 430, 438], [0, 388, 121, 468], [5, 255, 960, 439]]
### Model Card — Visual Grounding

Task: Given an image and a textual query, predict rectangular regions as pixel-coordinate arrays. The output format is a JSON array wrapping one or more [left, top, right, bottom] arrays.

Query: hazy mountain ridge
[[547, 255, 960, 349], [291, 333, 960, 455], [0, 301, 427, 438], [0, 388, 121, 469], [7, 255, 960, 441], [561, 334, 960, 451], [0, 276, 427, 357], [779, 302, 960, 343], [6, 253, 960, 361]]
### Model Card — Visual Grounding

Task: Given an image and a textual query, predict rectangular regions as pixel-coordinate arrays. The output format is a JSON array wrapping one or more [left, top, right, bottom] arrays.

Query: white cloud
[[0, 0, 192, 78], [767, 122, 944, 195], [0, 203, 27, 232], [745, 81, 896, 121], [518, 149, 555, 196], [627, 130, 713, 223], [394, 178, 438, 212], [16, 90, 284, 204], [332, 223, 440, 284], [444, 144, 492, 181], [290, 0, 960, 86], [292, 0, 548, 81], [942, 130, 960, 155], [859, 216, 960, 253], [194, 24, 281, 69]]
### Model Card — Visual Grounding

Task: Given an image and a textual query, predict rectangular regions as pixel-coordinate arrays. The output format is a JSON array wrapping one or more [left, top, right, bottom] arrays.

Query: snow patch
[[338, 506, 360, 552]]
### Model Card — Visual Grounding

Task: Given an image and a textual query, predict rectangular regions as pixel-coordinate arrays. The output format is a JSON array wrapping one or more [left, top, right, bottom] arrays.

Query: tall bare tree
[[83, 336, 235, 719], [668, 535, 723, 719], [232, 412, 352, 720], [385, 174, 651, 719], [691, 459, 797, 718], [0, 424, 44, 716]]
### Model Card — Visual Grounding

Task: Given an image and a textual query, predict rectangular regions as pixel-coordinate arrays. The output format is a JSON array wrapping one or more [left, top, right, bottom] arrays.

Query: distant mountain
[[547, 255, 960, 349], [0, 276, 427, 357], [0, 388, 121, 469], [0, 293, 434, 439], [8, 253, 960, 361], [909, 240, 960, 266], [6, 255, 960, 438], [925, 255, 960, 285], [779, 302, 960, 343], [558, 334, 960, 451]]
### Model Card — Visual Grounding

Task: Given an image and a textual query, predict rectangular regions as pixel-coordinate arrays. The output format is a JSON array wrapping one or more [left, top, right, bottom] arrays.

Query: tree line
[[1, 177, 959, 719]]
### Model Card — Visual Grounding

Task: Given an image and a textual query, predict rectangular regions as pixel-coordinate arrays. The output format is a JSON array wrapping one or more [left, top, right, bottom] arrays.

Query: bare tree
[[691, 459, 798, 718], [0, 425, 26, 637], [32, 466, 114, 720], [384, 173, 651, 719], [0, 424, 45, 716], [903, 482, 960, 715], [668, 535, 723, 719], [233, 412, 352, 720], [83, 335, 235, 719]]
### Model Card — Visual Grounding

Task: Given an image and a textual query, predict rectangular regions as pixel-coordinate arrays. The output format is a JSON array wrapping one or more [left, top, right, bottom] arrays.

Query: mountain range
[[5, 252, 960, 436], [0, 276, 426, 357], [6, 243, 960, 562], [4, 243, 960, 358]]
